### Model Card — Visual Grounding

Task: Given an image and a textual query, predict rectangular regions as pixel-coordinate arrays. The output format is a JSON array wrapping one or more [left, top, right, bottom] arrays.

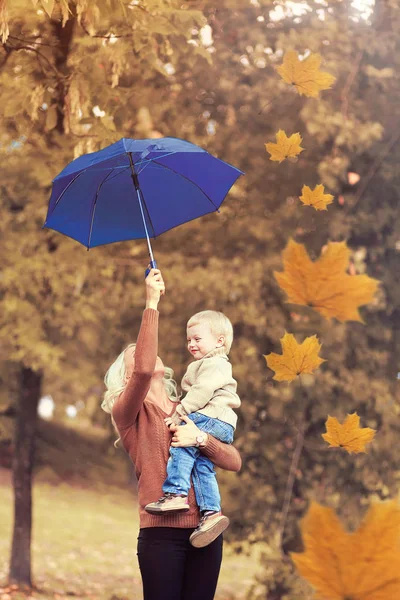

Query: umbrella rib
[[135, 151, 177, 170], [46, 169, 87, 221], [151, 159, 220, 210], [87, 169, 115, 248]]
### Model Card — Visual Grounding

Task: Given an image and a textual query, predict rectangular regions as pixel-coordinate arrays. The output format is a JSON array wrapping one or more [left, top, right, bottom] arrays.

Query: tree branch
[[79, 23, 132, 39], [8, 35, 58, 48], [340, 49, 363, 120], [6, 43, 63, 80], [277, 420, 305, 550]]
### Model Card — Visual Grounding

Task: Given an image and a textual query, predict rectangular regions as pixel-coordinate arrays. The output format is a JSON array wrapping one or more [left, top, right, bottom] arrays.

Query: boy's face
[[187, 322, 224, 360]]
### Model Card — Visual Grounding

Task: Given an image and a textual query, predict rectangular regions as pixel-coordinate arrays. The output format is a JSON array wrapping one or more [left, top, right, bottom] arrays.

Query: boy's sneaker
[[145, 493, 190, 515], [189, 511, 230, 548]]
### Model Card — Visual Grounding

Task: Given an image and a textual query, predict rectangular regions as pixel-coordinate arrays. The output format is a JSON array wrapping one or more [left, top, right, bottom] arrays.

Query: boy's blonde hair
[[187, 310, 234, 354], [102, 343, 178, 447]]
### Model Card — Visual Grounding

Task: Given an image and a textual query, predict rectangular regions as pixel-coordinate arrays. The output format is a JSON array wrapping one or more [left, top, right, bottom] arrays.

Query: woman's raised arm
[[112, 269, 164, 428]]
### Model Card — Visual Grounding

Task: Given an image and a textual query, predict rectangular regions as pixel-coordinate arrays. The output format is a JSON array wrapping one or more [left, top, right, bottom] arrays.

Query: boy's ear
[[216, 335, 225, 348]]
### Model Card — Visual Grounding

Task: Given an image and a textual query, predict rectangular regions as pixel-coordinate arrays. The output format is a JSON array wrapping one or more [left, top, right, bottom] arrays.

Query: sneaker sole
[[190, 516, 230, 548], [145, 506, 190, 515]]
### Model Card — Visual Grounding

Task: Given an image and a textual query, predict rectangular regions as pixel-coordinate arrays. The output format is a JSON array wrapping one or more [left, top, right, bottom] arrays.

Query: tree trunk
[[9, 366, 42, 587]]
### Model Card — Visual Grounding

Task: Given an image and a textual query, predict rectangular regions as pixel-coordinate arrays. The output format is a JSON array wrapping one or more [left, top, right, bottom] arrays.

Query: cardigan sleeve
[[112, 308, 159, 429], [201, 435, 242, 472]]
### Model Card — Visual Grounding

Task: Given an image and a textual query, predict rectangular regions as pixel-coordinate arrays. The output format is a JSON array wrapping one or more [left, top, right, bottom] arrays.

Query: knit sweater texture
[[112, 308, 242, 529], [178, 347, 241, 429]]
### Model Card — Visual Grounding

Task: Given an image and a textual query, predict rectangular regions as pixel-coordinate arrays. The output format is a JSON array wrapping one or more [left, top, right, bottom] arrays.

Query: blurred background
[[0, 0, 399, 598]]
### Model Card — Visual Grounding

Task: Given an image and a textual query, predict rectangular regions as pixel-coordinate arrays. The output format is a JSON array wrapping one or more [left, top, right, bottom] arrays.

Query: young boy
[[145, 310, 241, 547]]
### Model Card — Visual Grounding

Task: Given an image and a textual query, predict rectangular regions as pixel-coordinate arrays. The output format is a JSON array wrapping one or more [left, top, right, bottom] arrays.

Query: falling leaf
[[291, 500, 400, 600], [265, 130, 304, 163], [322, 413, 376, 454], [274, 239, 380, 322], [264, 332, 325, 382], [299, 184, 334, 211], [276, 50, 336, 98]]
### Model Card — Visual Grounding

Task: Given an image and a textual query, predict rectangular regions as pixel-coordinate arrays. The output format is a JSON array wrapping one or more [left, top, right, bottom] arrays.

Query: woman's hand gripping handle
[[145, 268, 165, 310]]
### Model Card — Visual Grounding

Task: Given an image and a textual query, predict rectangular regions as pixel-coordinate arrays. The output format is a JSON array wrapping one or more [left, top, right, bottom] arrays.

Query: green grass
[[0, 473, 260, 600]]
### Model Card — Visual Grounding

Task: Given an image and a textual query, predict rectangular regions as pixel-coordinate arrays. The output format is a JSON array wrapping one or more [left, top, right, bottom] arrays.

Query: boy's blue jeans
[[162, 413, 234, 513]]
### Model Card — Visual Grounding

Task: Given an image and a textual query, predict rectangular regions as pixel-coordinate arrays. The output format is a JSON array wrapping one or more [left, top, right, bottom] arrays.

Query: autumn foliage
[[0, 1, 399, 598], [299, 184, 334, 211], [264, 333, 325, 383], [277, 51, 336, 98], [265, 130, 304, 163], [322, 413, 376, 454], [291, 501, 400, 599], [274, 239, 379, 323]]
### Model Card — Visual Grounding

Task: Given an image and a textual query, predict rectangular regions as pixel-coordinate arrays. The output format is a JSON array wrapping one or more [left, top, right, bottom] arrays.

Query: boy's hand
[[164, 412, 181, 427]]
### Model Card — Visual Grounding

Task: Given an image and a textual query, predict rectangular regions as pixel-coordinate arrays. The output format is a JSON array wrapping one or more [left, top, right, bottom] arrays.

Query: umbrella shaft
[[128, 153, 155, 265]]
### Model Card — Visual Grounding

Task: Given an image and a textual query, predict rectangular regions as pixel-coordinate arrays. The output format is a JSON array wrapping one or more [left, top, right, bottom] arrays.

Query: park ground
[[0, 420, 263, 600]]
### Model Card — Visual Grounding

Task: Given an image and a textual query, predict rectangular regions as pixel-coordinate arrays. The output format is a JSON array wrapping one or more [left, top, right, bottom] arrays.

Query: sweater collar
[[201, 347, 228, 361]]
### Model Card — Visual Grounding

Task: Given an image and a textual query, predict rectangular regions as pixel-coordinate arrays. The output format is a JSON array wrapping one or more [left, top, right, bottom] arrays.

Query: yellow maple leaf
[[264, 332, 325, 382], [265, 130, 304, 163], [291, 500, 400, 600], [322, 413, 376, 454], [274, 239, 380, 322], [276, 50, 336, 98], [299, 184, 334, 211]]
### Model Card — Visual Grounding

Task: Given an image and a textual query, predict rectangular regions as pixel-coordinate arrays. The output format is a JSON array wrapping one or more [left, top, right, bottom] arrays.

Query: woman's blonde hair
[[102, 343, 179, 447]]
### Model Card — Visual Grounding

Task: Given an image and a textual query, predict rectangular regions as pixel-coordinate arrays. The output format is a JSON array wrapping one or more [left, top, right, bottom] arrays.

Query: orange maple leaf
[[274, 239, 380, 322], [322, 413, 376, 454], [299, 184, 334, 211], [265, 130, 304, 163], [264, 332, 325, 382], [276, 50, 336, 98], [291, 500, 400, 599]]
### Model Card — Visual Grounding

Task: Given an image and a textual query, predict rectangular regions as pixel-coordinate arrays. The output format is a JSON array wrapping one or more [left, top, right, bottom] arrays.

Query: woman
[[102, 269, 242, 600]]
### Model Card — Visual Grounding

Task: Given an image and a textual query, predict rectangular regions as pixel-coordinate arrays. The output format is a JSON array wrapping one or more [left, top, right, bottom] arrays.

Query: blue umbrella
[[44, 137, 244, 267]]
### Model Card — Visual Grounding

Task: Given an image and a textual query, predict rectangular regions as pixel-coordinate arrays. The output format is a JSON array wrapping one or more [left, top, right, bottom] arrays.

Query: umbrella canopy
[[44, 137, 244, 252]]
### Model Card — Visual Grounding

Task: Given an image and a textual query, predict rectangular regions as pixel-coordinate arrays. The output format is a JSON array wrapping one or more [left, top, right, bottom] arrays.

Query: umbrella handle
[[145, 259, 158, 279]]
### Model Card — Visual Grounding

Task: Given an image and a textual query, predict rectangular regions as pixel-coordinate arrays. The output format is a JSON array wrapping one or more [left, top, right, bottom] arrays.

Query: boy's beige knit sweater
[[112, 308, 242, 529], [177, 347, 241, 429]]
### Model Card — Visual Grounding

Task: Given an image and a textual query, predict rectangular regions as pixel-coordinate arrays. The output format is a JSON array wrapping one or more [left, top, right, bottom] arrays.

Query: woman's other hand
[[168, 415, 208, 448], [145, 268, 165, 309], [164, 412, 181, 428]]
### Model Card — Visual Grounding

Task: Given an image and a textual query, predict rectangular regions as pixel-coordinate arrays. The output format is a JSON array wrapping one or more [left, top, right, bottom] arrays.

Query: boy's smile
[[187, 322, 224, 359]]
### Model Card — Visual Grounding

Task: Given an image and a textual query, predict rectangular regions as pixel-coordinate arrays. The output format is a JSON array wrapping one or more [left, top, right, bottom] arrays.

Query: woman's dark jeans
[[137, 527, 223, 600]]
